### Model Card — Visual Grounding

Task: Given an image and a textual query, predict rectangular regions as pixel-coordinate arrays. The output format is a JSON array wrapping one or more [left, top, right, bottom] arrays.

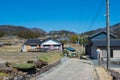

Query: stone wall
[[109, 69, 120, 80]]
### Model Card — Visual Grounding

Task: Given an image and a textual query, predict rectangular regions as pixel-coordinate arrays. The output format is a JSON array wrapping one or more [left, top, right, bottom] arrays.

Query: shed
[[90, 39, 120, 59], [85, 31, 120, 59]]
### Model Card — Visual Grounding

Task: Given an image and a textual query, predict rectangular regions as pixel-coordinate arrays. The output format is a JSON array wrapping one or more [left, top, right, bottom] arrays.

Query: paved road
[[36, 59, 95, 80]]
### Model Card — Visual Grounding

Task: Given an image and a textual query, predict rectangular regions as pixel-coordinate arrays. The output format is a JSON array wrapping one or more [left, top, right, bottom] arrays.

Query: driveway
[[36, 58, 95, 80]]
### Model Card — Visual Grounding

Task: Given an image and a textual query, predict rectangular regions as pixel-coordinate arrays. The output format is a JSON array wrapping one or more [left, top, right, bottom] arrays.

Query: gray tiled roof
[[24, 39, 41, 45], [23, 38, 63, 45], [41, 38, 62, 45], [92, 39, 120, 46], [89, 31, 117, 39]]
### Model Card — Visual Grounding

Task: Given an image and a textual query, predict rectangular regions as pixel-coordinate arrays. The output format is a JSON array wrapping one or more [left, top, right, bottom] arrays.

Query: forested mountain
[[0, 25, 46, 34], [0, 25, 46, 39], [1, 23, 120, 39], [83, 23, 120, 38], [48, 30, 75, 36]]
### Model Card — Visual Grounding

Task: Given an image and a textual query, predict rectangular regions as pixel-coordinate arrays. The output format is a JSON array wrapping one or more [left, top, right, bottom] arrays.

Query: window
[[31, 46, 36, 49]]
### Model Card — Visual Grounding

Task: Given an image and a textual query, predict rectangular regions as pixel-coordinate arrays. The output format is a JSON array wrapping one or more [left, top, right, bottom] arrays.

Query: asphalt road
[[36, 58, 95, 80]]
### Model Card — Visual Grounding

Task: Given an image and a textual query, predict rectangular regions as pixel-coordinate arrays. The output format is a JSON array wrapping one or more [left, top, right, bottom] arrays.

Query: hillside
[[0, 25, 46, 36], [111, 23, 120, 37], [30, 28, 46, 34], [83, 23, 120, 38], [48, 30, 75, 36]]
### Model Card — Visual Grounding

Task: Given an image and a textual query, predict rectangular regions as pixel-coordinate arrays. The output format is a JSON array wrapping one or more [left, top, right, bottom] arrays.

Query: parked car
[[64, 47, 78, 58]]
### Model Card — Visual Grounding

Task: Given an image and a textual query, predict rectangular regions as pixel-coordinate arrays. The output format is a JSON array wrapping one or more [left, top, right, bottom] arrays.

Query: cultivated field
[[0, 42, 84, 64], [0, 45, 21, 53], [0, 45, 62, 64]]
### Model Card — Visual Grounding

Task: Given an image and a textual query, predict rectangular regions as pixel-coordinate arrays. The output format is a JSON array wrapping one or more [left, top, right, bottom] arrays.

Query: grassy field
[[38, 52, 62, 64], [0, 51, 62, 64], [0, 45, 21, 53], [0, 44, 62, 64], [0, 43, 84, 64]]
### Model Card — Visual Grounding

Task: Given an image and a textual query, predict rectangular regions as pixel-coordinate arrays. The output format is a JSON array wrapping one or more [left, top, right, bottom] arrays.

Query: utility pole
[[106, 0, 110, 70]]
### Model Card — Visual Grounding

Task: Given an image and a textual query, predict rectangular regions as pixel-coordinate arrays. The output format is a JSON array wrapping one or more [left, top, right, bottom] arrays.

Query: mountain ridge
[[83, 23, 120, 38], [0, 25, 46, 35]]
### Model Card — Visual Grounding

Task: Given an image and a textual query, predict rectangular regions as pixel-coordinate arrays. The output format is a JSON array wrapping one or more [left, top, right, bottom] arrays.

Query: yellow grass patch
[[0, 72, 8, 77], [0, 51, 62, 64], [95, 67, 113, 80], [0, 45, 21, 53]]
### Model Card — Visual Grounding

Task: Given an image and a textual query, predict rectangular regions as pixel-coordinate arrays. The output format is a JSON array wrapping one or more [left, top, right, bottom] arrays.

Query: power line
[[89, 0, 105, 30]]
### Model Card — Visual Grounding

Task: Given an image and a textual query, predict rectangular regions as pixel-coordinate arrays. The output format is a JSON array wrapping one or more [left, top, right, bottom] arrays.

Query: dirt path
[[36, 59, 95, 80]]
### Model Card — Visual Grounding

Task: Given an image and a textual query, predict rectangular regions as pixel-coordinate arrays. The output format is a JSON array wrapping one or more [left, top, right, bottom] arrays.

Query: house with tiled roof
[[21, 38, 63, 52], [85, 31, 120, 59]]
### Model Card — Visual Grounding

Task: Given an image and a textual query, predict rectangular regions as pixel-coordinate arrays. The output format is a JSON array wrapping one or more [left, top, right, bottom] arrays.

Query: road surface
[[36, 58, 95, 80]]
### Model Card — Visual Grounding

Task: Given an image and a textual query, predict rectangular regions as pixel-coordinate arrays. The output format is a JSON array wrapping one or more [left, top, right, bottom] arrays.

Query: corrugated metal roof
[[92, 39, 120, 46]]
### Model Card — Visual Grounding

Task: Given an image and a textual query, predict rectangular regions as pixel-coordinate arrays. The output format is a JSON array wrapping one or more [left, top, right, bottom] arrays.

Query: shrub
[[14, 63, 35, 70]]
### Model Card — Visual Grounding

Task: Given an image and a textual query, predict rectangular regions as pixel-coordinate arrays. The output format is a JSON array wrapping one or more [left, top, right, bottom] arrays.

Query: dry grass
[[0, 72, 8, 76], [0, 44, 62, 64], [0, 51, 62, 64], [38, 52, 62, 64], [95, 67, 113, 80], [0, 45, 21, 53], [0, 43, 85, 64]]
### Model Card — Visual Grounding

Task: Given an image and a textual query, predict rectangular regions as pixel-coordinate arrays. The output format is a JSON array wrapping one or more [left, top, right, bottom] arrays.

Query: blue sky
[[0, 0, 120, 33]]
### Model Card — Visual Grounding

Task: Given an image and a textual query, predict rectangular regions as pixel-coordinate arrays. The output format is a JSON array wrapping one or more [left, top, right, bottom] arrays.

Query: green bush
[[14, 63, 35, 69]]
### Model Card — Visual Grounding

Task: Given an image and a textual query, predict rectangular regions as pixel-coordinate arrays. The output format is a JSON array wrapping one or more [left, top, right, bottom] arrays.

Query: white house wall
[[22, 45, 27, 52], [41, 40, 62, 51], [42, 40, 61, 45], [113, 50, 120, 58]]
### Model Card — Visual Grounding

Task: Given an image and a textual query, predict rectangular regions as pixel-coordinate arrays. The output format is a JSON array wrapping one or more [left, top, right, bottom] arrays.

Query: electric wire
[[89, 0, 105, 30]]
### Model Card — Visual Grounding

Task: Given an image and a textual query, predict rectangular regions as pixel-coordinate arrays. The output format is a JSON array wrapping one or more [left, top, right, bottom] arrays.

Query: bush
[[14, 63, 35, 70]]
